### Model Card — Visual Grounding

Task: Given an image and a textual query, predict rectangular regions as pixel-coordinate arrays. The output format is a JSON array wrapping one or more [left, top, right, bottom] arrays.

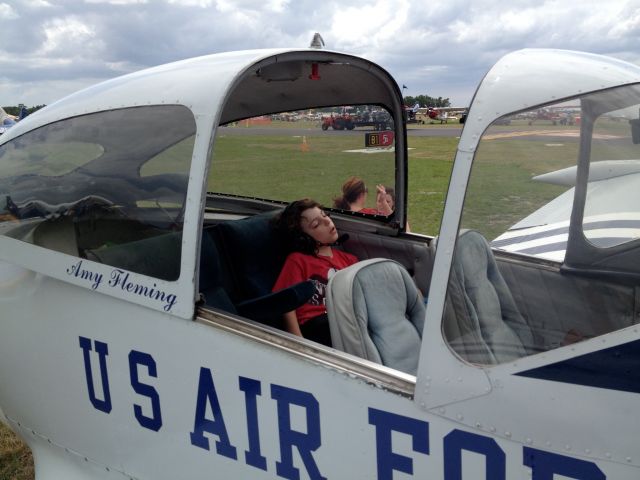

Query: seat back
[[443, 230, 536, 364], [202, 212, 312, 327], [326, 258, 425, 375], [33, 217, 79, 256], [214, 211, 287, 302], [85, 231, 182, 280], [199, 228, 237, 313]]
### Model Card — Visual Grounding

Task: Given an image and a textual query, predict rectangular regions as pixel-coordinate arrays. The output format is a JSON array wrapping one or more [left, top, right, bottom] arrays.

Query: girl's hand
[[376, 185, 392, 215]]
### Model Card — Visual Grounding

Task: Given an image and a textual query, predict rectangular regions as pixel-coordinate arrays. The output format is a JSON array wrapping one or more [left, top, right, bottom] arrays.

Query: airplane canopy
[[3, 49, 400, 141]]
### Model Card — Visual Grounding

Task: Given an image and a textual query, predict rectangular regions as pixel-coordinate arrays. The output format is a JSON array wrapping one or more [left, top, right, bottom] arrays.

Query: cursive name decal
[[66, 260, 177, 312]]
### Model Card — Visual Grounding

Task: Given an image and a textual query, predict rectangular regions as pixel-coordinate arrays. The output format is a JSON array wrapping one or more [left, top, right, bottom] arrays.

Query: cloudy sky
[[1, 0, 639, 107]]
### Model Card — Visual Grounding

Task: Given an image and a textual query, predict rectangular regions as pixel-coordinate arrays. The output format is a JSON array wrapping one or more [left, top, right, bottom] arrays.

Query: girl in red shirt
[[273, 198, 358, 346]]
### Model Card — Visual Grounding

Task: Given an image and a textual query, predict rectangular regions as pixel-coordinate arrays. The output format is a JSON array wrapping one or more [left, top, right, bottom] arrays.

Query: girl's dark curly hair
[[274, 198, 323, 255]]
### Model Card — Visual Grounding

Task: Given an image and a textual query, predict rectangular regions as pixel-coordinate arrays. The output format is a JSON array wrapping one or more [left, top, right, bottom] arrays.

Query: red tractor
[[321, 113, 355, 130]]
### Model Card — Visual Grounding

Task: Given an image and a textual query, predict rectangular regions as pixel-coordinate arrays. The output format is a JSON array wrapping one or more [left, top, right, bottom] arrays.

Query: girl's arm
[[283, 310, 303, 337], [375, 184, 393, 215]]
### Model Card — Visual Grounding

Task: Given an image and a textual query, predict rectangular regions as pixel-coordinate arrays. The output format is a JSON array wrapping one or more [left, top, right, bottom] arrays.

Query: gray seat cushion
[[443, 230, 536, 364], [326, 258, 425, 375]]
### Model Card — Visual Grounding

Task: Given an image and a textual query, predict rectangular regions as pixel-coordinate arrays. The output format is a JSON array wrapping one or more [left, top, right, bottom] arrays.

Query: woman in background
[[334, 176, 391, 215]]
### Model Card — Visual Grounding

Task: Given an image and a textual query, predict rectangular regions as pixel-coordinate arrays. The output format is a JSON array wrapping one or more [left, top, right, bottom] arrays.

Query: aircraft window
[[0, 105, 196, 281], [210, 105, 396, 216], [462, 105, 579, 262], [0, 141, 104, 177], [583, 85, 640, 249], [445, 88, 640, 365]]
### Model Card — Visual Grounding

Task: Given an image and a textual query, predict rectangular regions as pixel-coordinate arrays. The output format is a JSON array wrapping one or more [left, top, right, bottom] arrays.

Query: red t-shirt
[[273, 249, 358, 325], [359, 207, 379, 214]]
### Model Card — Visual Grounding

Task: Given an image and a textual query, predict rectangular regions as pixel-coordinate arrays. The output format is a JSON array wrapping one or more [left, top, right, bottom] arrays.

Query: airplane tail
[[0, 106, 26, 122], [18, 105, 28, 121]]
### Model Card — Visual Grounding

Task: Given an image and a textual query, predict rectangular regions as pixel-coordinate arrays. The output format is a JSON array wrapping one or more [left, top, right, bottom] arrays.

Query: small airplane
[[492, 159, 640, 262], [2, 44, 640, 480], [415, 106, 468, 124], [404, 102, 420, 123], [0, 107, 16, 135], [0, 105, 28, 135]]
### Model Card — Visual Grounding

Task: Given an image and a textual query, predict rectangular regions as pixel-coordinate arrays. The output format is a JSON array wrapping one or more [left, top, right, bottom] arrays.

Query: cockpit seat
[[198, 230, 237, 314], [214, 212, 288, 301], [85, 231, 182, 280], [325, 258, 426, 375], [201, 212, 314, 328], [443, 230, 536, 364], [33, 216, 80, 256]]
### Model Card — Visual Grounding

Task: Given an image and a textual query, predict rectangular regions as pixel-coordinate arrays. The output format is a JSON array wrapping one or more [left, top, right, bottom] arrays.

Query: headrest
[[216, 211, 287, 298]]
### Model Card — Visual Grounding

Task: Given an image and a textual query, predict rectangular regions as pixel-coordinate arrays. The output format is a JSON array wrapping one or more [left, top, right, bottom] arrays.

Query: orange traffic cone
[[300, 135, 310, 152]]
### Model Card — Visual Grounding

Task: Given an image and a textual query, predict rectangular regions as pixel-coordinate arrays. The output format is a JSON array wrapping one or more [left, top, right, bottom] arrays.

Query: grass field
[[0, 422, 34, 480], [207, 122, 590, 238], [208, 127, 460, 235]]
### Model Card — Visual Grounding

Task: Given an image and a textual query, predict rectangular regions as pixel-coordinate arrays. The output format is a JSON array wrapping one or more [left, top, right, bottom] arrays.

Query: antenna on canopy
[[309, 33, 325, 49]]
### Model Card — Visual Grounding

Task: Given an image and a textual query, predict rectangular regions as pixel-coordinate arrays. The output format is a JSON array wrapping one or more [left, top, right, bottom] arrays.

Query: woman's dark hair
[[274, 198, 323, 255], [333, 176, 366, 210]]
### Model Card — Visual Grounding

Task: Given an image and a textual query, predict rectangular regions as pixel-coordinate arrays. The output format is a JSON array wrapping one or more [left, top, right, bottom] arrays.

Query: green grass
[[206, 129, 585, 238], [209, 131, 461, 234], [461, 137, 577, 238], [210, 131, 396, 212], [0, 423, 34, 480], [407, 136, 458, 233]]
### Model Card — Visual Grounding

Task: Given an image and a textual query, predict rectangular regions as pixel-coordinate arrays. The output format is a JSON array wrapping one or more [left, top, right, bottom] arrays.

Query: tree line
[[2, 105, 46, 116], [403, 95, 451, 108], [3, 99, 452, 117]]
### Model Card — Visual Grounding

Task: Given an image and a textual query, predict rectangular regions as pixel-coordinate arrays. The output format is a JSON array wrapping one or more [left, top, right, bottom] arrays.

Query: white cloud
[[39, 17, 101, 55], [85, 0, 148, 3], [330, 0, 413, 48], [0, 0, 639, 107], [0, 3, 19, 19], [167, 0, 214, 5]]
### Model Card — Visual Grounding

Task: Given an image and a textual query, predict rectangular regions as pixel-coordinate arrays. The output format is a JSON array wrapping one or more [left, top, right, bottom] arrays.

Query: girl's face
[[300, 207, 339, 245]]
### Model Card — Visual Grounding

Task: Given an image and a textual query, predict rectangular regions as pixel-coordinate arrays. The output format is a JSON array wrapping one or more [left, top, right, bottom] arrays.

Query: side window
[[463, 105, 580, 262], [445, 85, 640, 365], [0, 105, 196, 280], [584, 98, 640, 248], [210, 105, 396, 216]]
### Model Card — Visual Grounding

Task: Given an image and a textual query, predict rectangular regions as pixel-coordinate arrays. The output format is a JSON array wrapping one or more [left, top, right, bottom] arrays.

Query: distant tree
[[403, 95, 451, 108]]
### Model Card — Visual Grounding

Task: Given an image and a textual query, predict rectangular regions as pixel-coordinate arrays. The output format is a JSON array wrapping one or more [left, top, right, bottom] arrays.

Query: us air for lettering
[[79, 337, 607, 480], [79, 336, 327, 480]]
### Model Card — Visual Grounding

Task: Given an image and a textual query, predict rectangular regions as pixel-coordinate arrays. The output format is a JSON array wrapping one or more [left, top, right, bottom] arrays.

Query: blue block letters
[[524, 447, 606, 480], [239, 376, 267, 471], [444, 429, 505, 480], [128, 350, 163, 432], [271, 384, 326, 480], [368, 408, 429, 480], [79, 336, 112, 413], [77, 337, 609, 479], [190, 367, 238, 460]]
